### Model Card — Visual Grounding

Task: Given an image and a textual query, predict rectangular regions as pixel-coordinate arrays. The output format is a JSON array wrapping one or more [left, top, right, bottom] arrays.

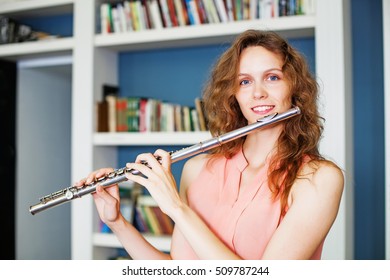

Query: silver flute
[[29, 106, 300, 215]]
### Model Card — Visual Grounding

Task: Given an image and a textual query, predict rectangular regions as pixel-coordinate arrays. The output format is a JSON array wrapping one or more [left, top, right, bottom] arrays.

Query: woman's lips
[[251, 105, 275, 115]]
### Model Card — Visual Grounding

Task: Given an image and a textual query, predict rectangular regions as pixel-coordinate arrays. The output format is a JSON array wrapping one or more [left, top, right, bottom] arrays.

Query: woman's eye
[[239, 79, 251, 85], [267, 75, 279, 81]]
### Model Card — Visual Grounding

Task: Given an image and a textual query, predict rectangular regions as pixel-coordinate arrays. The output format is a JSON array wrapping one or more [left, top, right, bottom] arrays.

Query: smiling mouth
[[252, 105, 275, 114]]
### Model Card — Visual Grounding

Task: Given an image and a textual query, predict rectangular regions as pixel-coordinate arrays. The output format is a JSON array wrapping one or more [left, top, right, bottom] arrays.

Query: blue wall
[[20, 14, 73, 38], [351, 0, 385, 260]]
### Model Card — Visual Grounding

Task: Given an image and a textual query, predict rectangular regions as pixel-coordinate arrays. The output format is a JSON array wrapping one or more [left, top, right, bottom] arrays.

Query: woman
[[76, 29, 344, 260]]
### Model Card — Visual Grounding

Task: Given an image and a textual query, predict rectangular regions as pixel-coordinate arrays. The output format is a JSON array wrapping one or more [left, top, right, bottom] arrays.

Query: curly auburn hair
[[202, 29, 328, 212]]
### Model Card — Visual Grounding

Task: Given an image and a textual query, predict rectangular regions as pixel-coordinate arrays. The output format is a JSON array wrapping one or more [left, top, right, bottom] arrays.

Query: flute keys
[[124, 167, 133, 173], [116, 168, 125, 176], [97, 176, 106, 183], [65, 189, 74, 200]]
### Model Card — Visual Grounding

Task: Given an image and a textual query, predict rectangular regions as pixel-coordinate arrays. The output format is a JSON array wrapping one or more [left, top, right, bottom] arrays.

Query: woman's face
[[235, 46, 292, 124]]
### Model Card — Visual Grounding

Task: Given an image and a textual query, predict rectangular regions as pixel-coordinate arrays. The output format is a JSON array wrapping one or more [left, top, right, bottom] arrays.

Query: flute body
[[29, 106, 301, 215]]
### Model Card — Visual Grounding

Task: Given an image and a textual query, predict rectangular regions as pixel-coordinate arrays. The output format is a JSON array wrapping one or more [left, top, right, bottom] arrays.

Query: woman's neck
[[242, 125, 282, 168]]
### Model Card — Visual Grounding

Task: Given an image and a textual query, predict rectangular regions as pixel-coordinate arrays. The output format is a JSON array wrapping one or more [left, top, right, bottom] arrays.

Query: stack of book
[[96, 86, 208, 133], [99, 0, 316, 34], [134, 195, 174, 235]]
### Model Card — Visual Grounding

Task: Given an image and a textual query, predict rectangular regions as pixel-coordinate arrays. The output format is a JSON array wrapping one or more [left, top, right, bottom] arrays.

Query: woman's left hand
[[125, 149, 183, 217]]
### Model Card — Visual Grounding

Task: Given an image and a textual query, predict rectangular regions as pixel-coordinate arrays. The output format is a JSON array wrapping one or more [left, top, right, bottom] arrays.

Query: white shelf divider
[[0, 37, 74, 59], [0, 0, 74, 14], [94, 132, 212, 146], [95, 16, 315, 51], [93, 232, 171, 253]]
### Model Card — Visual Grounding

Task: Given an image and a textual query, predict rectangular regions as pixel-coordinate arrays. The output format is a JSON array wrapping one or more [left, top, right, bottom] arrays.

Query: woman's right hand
[[74, 168, 123, 225]]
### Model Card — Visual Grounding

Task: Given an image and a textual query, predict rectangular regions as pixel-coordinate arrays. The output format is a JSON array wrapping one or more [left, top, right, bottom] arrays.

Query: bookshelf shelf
[[93, 232, 171, 252], [0, 37, 74, 60], [95, 15, 315, 51], [0, 0, 74, 16], [93, 131, 211, 146]]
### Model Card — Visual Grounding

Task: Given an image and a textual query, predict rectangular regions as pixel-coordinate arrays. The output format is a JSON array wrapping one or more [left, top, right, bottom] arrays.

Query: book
[[173, 0, 187, 26], [234, 0, 242, 20], [116, 97, 128, 132], [167, 0, 179, 27], [100, 220, 111, 233], [138, 97, 149, 132], [214, 0, 228, 22], [120, 197, 135, 224], [136, 0, 147, 30], [130, 0, 141, 31], [111, 6, 122, 32], [174, 105, 183, 131], [106, 95, 117, 132], [301, 0, 316, 15], [185, 0, 201, 25], [96, 100, 109, 132], [151, 206, 174, 234], [116, 3, 130, 32], [100, 3, 113, 33], [123, 1, 135, 31], [279, 0, 288, 17], [195, 97, 207, 131], [142, 205, 163, 234], [134, 207, 148, 232], [225, 0, 234, 21], [195, 0, 208, 24], [141, 0, 153, 29], [127, 96, 140, 132], [203, 0, 220, 23], [102, 84, 119, 132], [160, 0, 173, 27], [259, 0, 273, 19], [135, 195, 174, 235], [191, 107, 200, 131], [182, 105, 192, 131], [148, 0, 164, 29]]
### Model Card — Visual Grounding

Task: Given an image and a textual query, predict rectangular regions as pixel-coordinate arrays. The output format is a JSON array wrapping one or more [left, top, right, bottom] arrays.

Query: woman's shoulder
[[290, 159, 344, 205], [299, 159, 344, 183], [180, 154, 211, 198], [184, 153, 210, 169]]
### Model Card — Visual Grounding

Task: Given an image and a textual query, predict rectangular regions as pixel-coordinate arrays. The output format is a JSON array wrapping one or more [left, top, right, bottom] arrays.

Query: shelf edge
[[94, 132, 212, 146]]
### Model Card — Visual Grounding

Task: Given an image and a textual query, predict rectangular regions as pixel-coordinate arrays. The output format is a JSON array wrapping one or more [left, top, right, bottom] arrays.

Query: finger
[[94, 185, 118, 206], [126, 161, 156, 179], [125, 170, 153, 189], [134, 153, 156, 164], [154, 149, 172, 170], [86, 168, 114, 184], [74, 178, 86, 187], [134, 153, 163, 172]]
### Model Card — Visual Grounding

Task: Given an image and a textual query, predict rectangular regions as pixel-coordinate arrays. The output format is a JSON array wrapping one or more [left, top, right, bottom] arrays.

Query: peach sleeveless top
[[170, 148, 323, 259]]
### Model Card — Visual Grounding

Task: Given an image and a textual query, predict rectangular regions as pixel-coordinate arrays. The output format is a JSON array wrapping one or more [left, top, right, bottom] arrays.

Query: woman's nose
[[253, 83, 267, 99]]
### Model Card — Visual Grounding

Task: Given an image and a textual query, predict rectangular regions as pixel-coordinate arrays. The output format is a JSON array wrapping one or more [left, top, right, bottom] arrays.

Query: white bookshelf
[[0, 0, 73, 15], [94, 131, 211, 146], [0, 0, 74, 60], [93, 233, 171, 252], [95, 15, 315, 51], [0, 0, 353, 260], [0, 37, 74, 58]]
